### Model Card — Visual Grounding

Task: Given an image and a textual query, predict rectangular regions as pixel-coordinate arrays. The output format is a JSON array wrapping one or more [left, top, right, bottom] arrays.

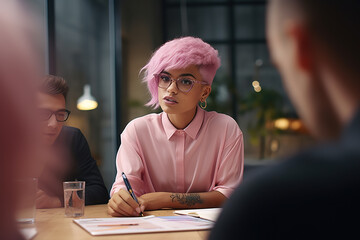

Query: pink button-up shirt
[[110, 107, 244, 198]]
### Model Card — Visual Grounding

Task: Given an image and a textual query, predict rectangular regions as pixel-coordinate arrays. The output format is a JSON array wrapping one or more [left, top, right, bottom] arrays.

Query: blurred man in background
[[37, 75, 109, 208], [211, 0, 360, 239], [0, 1, 42, 239]]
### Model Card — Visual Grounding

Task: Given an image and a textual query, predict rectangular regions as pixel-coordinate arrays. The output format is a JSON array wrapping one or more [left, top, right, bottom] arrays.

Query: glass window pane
[[235, 43, 299, 159], [22, 0, 45, 18], [208, 44, 232, 115], [166, 0, 228, 3], [54, 0, 116, 189], [234, 5, 265, 39], [236, 44, 282, 97], [166, 6, 229, 41], [234, 0, 265, 2], [21, 0, 46, 37], [165, 8, 182, 40]]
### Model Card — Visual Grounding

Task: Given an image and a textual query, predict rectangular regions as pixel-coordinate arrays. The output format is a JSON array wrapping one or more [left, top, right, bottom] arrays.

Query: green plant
[[239, 88, 284, 159]]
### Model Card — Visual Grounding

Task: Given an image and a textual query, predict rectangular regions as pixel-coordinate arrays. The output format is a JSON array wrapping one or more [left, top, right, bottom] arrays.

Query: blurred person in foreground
[[211, 0, 360, 239], [0, 1, 42, 239], [36, 75, 109, 208]]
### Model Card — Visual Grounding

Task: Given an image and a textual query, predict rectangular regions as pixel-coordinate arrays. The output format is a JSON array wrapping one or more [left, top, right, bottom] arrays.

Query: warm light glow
[[274, 118, 290, 130], [77, 84, 98, 111], [252, 80, 260, 88], [77, 99, 98, 111], [254, 85, 262, 92], [290, 120, 302, 131], [270, 139, 279, 152]]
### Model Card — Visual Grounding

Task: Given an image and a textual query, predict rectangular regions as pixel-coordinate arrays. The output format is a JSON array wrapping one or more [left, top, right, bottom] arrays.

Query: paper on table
[[73, 215, 213, 236], [174, 208, 222, 222]]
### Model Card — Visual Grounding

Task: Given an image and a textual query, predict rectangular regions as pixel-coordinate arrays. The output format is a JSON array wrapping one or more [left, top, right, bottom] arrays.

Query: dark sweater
[[39, 126, 109, 205], [210, 109, 360, 239]]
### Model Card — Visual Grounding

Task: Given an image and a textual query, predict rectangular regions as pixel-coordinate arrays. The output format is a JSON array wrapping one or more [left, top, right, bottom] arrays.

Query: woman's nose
[[167, 80, 178, 94]]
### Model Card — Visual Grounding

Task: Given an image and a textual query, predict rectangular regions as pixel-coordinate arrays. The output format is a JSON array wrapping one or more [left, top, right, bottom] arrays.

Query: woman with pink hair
[[108, 37, 244, 217]]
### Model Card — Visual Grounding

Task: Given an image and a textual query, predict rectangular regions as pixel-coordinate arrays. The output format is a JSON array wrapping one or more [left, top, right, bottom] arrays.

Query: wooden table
[[30, 204, 210, 240]]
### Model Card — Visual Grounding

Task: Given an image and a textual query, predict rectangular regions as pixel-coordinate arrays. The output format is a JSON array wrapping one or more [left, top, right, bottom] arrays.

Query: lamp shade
[[77, 84, 98, 111]]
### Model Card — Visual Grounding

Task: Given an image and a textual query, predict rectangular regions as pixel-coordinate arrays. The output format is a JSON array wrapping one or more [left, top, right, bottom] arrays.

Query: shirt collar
[[162, 106, 205, 140]]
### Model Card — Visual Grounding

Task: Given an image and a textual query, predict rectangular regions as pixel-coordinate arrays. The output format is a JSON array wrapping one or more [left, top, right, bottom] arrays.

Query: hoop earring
[[200, 100, 207, 109]]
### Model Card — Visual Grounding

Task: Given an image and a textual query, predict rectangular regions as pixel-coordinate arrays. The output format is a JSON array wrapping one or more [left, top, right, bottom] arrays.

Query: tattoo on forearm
[[170, 193, 203, 206]]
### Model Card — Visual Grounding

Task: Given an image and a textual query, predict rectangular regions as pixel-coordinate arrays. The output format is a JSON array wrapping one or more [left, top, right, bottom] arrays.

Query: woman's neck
[[167, 107, 197, 129]]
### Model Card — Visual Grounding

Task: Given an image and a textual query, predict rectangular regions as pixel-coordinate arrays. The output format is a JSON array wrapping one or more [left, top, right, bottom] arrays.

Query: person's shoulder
[[61, 125, 81, 135], [61, 126, 85, 139], [58, 126, 82, 140], [205, 110, 236, 123], [211, 141, 360, 239], [59, 126, 88, 147], [123, 113, 161, 134], [204, 110, 242, 136], [239, 142, 360, 199]]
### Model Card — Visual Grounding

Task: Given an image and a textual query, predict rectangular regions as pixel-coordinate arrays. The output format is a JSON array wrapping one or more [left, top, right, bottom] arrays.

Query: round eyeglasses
[[154, 73, 208, 93], [38, 109, 71, 122]]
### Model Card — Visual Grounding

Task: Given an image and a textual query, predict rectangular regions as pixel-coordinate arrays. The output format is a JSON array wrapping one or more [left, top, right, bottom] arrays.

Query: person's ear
[[200, 85, 211, 101], [285, 21, 314, 73]]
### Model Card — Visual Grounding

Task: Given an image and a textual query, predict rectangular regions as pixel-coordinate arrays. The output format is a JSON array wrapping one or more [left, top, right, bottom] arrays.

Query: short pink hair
[[141, 36, 221, 108]]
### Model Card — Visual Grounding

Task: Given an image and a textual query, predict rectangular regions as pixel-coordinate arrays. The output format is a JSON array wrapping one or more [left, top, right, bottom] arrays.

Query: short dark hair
[[40, 75, 69, 99], [272, 0, 360, 75]]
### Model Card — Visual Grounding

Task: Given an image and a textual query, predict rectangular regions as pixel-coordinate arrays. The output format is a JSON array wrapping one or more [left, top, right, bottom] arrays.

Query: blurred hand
[[107, 189, 141, 217], [36, 190, 61, 209]]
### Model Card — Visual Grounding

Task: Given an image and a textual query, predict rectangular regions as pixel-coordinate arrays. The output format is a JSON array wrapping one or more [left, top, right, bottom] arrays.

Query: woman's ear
[[285, 21, 314, 73], [201, 85, 211, 101]]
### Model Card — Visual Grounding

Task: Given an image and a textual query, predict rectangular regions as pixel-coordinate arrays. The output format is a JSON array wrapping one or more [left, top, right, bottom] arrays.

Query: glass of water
[[63, 181, 85, 217], [16, 178, 37, 223]]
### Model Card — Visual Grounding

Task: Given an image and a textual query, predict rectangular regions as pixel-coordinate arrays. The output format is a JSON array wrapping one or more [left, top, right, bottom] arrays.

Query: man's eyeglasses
[[154, 73, 207, 93], [38, 109, 71, 122]]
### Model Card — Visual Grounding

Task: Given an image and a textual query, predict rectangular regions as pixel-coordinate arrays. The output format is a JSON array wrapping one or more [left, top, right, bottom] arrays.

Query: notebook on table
[[174, 208, 222, 222], [73, 215, 213, 236]]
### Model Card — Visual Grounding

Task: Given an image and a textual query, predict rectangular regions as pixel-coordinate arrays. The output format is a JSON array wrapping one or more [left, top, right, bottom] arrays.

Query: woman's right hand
[[107, 189, 142, 217]]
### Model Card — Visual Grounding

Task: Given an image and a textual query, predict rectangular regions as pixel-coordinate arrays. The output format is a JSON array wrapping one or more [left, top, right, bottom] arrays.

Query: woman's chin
[[160, 104, 179, 114]]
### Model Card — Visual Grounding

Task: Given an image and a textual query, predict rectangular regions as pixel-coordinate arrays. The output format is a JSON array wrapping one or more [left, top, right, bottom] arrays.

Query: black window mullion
[[229, 0, 238, 119]]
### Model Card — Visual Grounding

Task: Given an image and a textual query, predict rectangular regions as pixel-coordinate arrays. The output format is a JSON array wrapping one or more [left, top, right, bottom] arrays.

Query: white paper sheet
[[73, 215, 213, 236], [174, 208, 222, 222]]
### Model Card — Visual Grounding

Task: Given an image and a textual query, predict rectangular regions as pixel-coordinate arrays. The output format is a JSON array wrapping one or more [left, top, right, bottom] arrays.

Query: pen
[[121, 172, 144, 217]]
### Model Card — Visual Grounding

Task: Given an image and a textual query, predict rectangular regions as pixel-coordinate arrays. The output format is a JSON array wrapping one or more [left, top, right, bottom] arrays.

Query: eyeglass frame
[[39, 109, 71, 122], [154, 73, 208, 93]]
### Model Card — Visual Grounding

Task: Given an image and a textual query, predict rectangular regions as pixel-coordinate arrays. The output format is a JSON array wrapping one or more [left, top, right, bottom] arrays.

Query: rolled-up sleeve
[[212, 132, 244, 198], [110, 123, 146, 197]]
